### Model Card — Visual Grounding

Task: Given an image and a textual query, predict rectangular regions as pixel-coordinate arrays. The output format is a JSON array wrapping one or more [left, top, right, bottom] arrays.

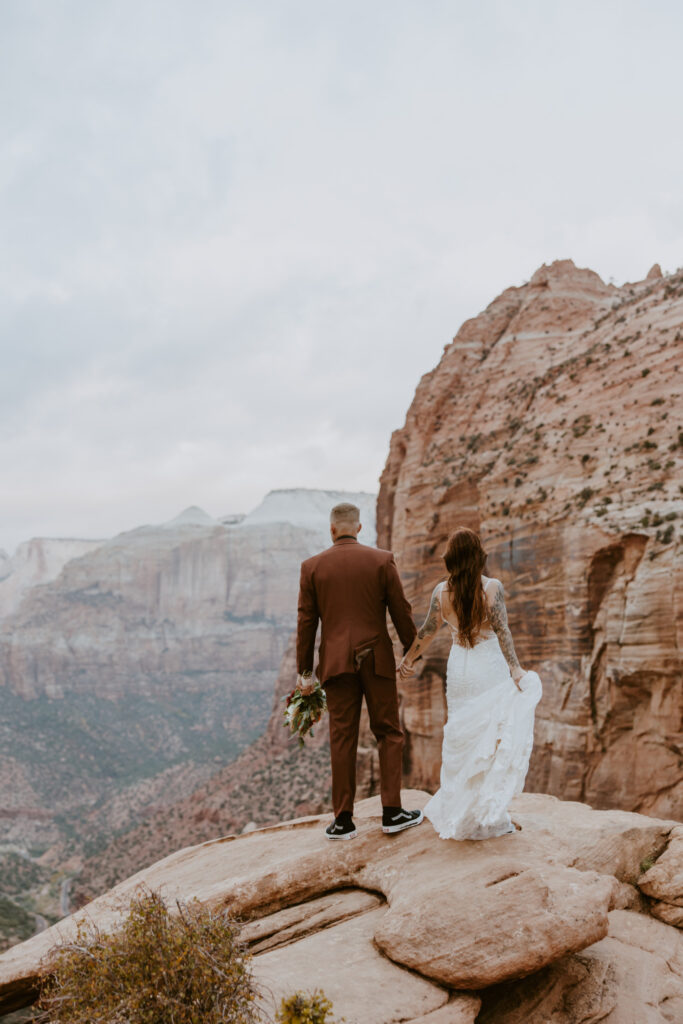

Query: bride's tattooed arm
[[488, 582, 524, 684], [398, 585, 442, 677]]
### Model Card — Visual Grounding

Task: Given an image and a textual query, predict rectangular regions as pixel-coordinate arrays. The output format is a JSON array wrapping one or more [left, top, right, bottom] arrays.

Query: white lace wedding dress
[[424, 582, 542, 840]]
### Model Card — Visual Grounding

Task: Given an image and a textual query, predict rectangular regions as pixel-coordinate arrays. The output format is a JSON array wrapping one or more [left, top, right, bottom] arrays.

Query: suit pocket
[[353, 635, 379, 671]]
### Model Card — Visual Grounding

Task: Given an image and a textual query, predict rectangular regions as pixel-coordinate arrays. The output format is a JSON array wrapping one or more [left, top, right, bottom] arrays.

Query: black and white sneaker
[[382, 807, 424, 834], [325, 815, 357, 840]]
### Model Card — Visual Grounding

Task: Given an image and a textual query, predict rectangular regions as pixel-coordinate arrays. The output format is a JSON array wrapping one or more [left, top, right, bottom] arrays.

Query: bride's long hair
[[443, 527, 488, 648]]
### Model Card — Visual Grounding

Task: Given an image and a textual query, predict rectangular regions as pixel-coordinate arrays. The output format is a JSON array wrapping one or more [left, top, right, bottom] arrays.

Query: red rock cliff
[[378, 259, 683, 818]]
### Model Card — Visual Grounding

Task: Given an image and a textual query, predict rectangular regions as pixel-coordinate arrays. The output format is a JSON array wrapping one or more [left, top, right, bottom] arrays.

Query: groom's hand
[[297, 672, 315, 695]]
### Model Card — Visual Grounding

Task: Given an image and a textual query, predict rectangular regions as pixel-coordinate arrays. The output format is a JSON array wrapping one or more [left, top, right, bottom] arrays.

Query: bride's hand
[[512, 666, 525, 690], [398, 656, 415, 680]]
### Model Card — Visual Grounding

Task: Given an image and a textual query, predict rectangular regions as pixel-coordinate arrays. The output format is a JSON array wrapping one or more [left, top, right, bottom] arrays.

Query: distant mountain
[[161, 505, 219, 528], [240, 488, 376, 542], [0, 537, 106, 618]]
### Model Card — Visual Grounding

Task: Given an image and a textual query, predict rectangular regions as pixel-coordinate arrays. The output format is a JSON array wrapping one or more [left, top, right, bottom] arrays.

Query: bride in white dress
[[398, 527, 542, 840]]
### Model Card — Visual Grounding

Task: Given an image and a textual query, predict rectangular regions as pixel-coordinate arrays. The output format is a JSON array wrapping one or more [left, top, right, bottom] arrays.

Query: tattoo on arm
[[488, 584, 521, 672], [405, 587, 442, 662], [418, 590, 441, 639]]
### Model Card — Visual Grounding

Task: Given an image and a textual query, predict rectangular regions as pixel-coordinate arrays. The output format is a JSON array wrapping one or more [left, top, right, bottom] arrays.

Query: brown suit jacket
[[296, 536, 417, 683]]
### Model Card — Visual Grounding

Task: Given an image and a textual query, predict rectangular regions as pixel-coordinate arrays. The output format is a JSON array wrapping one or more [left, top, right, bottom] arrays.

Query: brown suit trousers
[[324, 650, 404, 815], [296, 536, 417, 816]]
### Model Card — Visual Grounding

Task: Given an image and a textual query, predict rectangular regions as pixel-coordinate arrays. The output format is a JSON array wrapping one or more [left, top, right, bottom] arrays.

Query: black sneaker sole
[[325, 828, 357, 841], [382, 810, 424, 834]]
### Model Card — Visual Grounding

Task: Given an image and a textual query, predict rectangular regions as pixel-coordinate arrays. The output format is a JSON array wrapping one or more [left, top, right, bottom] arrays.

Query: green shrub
[[572, 414, 591, 438], [276, 989, 338, 1023], [33, 887, 259, 1024]]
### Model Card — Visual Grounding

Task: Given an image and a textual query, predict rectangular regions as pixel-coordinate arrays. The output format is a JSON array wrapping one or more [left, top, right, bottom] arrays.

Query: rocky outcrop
[[1, 790, 681, 1022], [378, 260, 683, 818], [478, 909, 683, 1023], [639, 824, 683, 927]]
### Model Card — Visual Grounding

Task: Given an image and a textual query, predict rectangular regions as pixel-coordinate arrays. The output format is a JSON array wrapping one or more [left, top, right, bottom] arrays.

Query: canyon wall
[[0, 515, 313, 851], [378, 260, 683, 818]]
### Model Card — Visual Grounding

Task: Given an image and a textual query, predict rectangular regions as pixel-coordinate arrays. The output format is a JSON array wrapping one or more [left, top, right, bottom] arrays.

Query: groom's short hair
[[330, 502, 360, 525]]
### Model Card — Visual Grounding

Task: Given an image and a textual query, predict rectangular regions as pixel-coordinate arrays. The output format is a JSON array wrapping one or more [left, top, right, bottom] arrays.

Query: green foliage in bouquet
[[283, 681, 327, 747], [275, 988, 339, 1023], [32, 887, 259, 1024]]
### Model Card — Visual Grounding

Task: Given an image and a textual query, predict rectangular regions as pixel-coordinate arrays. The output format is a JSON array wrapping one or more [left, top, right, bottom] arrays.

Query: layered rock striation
[[378, 260, 683, 818]]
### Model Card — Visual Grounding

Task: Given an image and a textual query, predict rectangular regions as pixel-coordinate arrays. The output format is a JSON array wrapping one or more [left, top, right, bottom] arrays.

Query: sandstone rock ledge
[[1, 791, 682, 1023]]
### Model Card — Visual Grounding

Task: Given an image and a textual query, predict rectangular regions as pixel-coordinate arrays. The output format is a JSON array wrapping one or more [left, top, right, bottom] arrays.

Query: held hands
[[398, 655, 416, 680]]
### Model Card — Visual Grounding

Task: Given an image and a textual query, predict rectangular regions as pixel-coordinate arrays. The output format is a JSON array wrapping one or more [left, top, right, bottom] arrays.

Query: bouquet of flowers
[[283, 679, 327, 747]]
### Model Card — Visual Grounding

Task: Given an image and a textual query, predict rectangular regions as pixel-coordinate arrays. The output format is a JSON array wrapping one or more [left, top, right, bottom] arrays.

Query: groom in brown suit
[[296, 502, 423, 839]]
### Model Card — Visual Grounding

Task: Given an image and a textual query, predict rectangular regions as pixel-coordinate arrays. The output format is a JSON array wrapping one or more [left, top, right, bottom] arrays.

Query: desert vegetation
[[32, 888, 259, 1023], [26, 887, 337, 1024]]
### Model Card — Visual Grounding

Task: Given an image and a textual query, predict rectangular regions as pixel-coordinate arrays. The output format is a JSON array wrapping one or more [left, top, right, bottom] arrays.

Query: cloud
[[1, 0, 682, 553]]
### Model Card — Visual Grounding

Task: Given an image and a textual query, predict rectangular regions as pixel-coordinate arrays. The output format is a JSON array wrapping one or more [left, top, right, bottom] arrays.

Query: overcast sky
[[1, 1, 681, 556]]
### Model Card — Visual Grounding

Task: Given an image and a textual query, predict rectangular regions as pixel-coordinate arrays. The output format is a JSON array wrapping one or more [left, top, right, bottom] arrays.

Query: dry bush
[[275, 989, 338, 1023], [32, 887, 259, 1024]]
